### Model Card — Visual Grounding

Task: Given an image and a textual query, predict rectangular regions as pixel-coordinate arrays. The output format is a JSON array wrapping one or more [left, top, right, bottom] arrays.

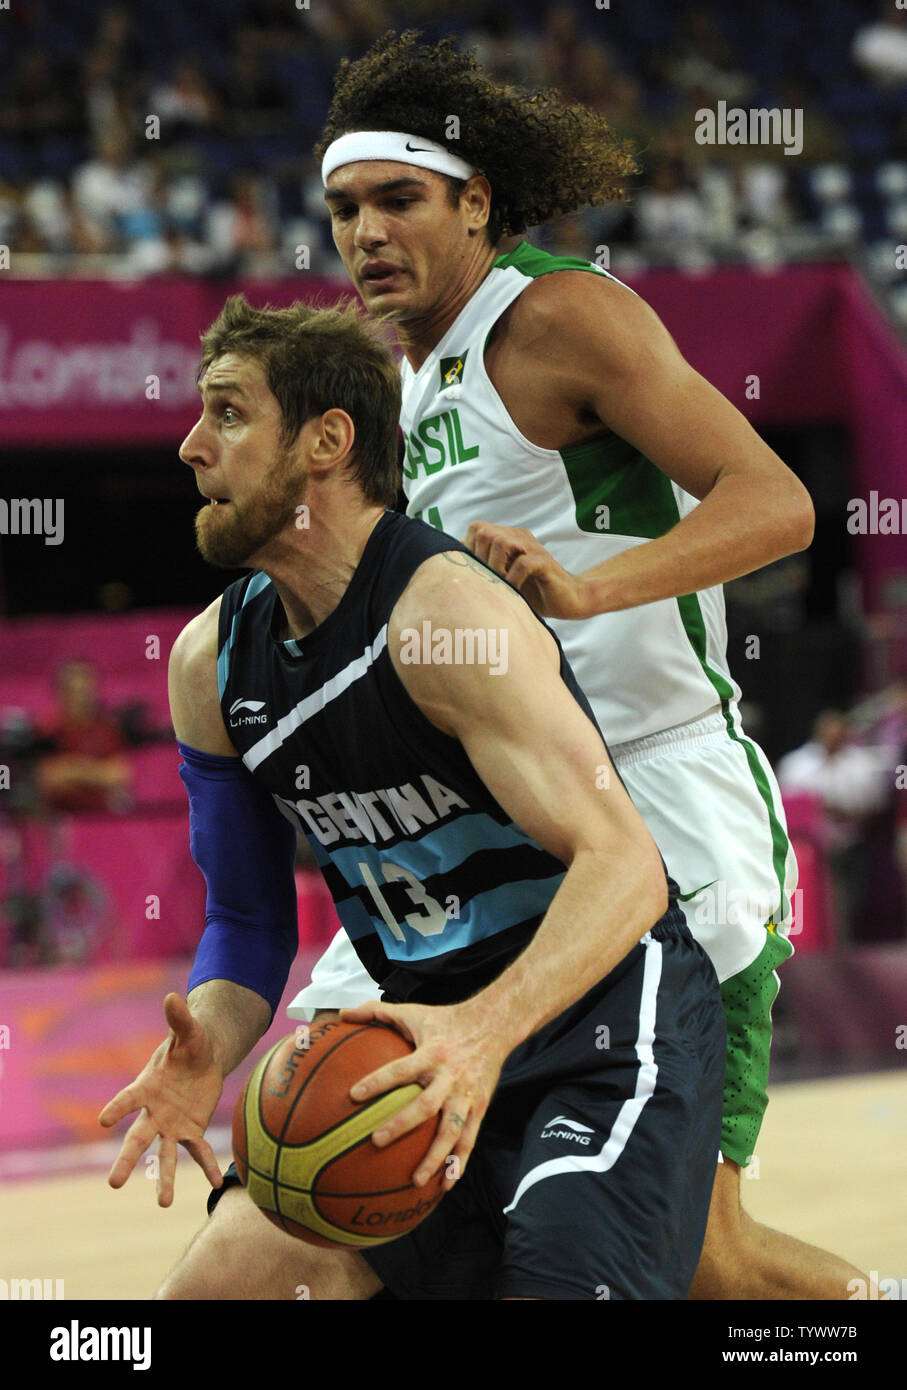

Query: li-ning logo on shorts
[[229, 697, 268, 727], [540, 1115, 594, 1146]]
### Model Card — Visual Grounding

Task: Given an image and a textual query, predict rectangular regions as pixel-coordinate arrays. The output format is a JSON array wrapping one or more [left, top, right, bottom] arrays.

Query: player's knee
[[154, 1186, 303, 1300], [154, 1186, 378, 1300]]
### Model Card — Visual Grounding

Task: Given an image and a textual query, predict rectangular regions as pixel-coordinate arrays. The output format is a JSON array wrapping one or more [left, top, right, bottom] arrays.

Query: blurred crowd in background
[[1, 0, 906, 326], [1, 1, 907, 969]]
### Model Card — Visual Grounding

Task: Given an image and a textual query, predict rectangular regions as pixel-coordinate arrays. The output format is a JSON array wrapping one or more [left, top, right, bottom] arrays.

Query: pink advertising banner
[[1, 266, 905, 605], [0, 276, 344, 447]]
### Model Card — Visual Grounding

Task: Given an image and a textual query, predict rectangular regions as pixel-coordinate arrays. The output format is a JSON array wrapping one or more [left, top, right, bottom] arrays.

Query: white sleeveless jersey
[[401, 241, 741, 746]]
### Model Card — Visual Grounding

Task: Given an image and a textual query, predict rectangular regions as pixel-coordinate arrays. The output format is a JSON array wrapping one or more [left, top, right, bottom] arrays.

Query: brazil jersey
[[401, 240, 742, 746], [217, 510, 675, 1004]]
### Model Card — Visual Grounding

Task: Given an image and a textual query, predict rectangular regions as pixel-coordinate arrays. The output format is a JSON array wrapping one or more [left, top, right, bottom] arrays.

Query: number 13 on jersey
[[358, 860, 458, 940]]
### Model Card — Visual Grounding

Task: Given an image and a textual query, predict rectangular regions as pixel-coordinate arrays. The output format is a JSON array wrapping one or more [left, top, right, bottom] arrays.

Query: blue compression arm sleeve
[[179, 741, 298, 1020]]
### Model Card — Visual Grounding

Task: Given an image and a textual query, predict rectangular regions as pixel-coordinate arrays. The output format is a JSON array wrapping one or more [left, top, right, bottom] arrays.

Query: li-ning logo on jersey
[[540, 1115, 595, 1146], [439, 352, 468, 390], [229, 697, 268, 727]]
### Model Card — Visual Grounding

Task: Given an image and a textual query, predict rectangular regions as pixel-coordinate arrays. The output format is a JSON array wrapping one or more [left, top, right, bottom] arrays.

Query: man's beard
[[194, 449, 305, 569]]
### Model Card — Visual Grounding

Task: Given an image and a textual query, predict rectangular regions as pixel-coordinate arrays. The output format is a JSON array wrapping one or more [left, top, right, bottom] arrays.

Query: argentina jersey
[[218, 510, 615, 1005]]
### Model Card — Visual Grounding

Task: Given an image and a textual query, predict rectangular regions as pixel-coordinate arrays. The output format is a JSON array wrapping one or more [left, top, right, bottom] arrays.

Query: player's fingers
[[106, 1110, 155, 1189], [183, 1137, 225, 1190], [351, 1044, 427, 1108], [98, 1082, 143, 1128], [485, 536, 524, 579], [448, 1106, 484, 1182], [413, 1095, 474, 1187], [339, 999, 391, 1027], [162, 992, 196, 1044], [156, 1134, 178, 1208], [464, 521, 494, 561], [505, 553, 546, 599], [371, 1068, 449, 1149]]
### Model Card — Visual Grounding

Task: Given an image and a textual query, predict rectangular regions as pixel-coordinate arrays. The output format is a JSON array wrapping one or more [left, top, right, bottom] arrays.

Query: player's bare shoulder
[[387, 550, 559, 735], [485, 266, 670, 444], [511, 268, 668, 365], [391, 549, 545, 628], [169, 596, 221, 682], [169, 596, 236, 754]]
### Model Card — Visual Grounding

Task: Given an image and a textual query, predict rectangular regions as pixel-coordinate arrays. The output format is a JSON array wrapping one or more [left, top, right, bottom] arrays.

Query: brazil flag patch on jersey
[[439, 352, 468, 389]]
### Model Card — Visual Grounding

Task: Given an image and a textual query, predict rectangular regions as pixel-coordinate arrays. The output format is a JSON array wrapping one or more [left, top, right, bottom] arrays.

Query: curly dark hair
[[315, 30, 639, 242]]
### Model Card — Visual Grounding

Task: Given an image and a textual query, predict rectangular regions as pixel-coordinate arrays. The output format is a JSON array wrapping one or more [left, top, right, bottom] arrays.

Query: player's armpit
[[169, 596, 237, 756]]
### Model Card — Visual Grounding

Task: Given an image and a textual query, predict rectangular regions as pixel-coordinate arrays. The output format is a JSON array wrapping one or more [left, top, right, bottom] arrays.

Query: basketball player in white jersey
[[296, 31, 864, 1299]]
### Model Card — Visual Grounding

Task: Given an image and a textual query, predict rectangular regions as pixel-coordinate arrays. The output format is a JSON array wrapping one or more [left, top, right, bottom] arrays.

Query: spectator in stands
[[465, 7, 545, 88], [0, 48, 79, 146], [72, 129, 152, 253], [205, 173, 279, 274], [664, 6, 752, 103], [82, 49, 141, 153], [223, 49, 293, 138], [37, 661, 130, 815], [91, 3, 143, 83], [541, 3, 595, 96], [777, 79, 846, 164], [589, 71, 658, 155], [149, 57, 222, 146], [777, 710, 890, 943], [633, 155, 709, 258], [851, 676, 907, 757], [853, 2, 907, 88]]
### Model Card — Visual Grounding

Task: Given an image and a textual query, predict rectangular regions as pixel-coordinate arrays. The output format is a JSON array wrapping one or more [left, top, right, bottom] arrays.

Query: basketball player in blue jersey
[[305, 32, 866, 1298], [101, 295, 725, 1300]]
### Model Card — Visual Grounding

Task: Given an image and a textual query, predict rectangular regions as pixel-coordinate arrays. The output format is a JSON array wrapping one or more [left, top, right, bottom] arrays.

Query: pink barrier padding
[[787, 834, 834, 955], [780, 791, 838, 952], [0, 810, 206, 965], [779, 790, 826, 839], [0, 806, 339, 968], [779, 943, 907, 1057], [0, 937, 333, 1154], [0, 607, 195, 729], [128, 744, 186, 811]]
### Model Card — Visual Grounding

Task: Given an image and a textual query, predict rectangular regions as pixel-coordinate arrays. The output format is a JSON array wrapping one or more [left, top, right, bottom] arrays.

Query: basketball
[[232, 1018, 448, 1248]]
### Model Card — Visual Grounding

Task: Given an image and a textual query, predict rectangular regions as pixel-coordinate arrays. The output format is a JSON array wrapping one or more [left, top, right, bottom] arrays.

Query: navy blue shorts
[[212, 917, 725, 1299]]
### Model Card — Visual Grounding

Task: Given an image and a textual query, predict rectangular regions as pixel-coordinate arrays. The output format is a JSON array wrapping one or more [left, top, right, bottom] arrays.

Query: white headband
[[322, 130, 476, 185]]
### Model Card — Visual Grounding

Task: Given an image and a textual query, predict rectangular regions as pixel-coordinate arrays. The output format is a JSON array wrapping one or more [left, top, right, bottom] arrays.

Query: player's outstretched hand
[[338, 997, 510, 1189], [464, 520, 587, 619], [98, 992, 225, 1207]]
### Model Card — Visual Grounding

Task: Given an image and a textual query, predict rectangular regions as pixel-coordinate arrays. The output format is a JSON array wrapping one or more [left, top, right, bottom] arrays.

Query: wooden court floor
[[2, 1069, 904, 1299]]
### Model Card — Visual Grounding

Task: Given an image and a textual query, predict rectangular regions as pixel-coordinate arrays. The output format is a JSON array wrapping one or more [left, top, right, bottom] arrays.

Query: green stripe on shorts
[[718, 926, 795, 1166], [675, 591, 791, 927]]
